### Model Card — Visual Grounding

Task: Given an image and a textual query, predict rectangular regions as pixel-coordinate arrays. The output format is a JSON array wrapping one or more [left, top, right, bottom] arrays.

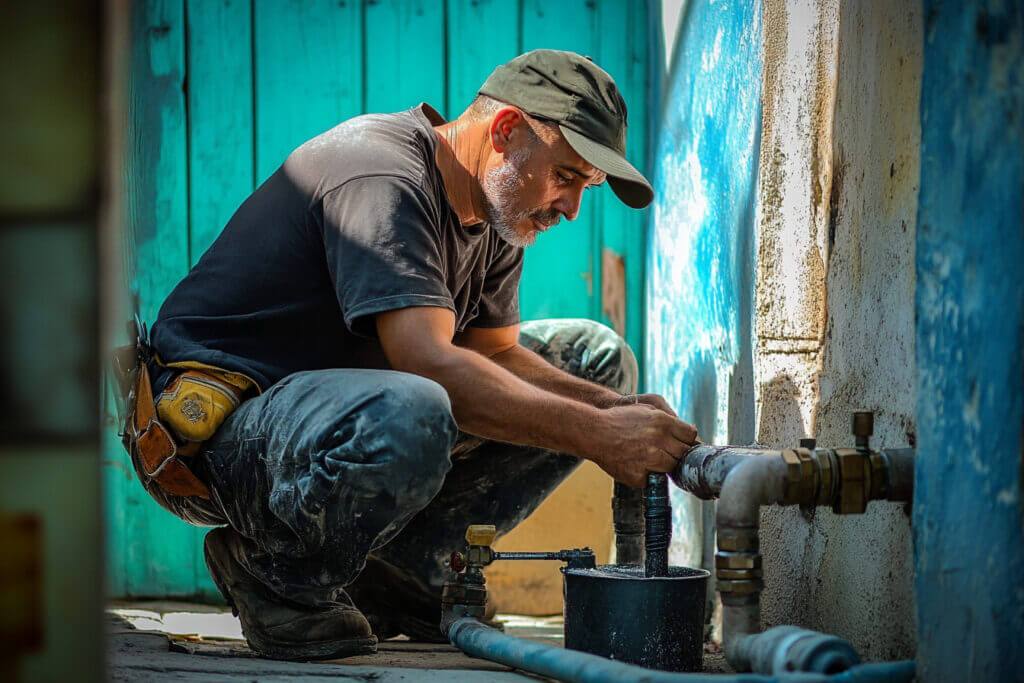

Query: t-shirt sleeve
[[319, 175, 455, 337], [471, 241, 524, 328]]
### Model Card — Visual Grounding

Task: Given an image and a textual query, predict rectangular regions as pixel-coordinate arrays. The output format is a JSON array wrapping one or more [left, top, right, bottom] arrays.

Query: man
[[127, 49, 698, 661]]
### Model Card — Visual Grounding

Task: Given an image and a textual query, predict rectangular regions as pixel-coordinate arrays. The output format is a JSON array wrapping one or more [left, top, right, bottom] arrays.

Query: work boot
[[347, 554, 503, 643], [203, 527, 377, 661]]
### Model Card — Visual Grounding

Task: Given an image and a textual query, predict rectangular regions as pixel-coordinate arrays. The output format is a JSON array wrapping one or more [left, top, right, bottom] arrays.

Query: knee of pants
[[588, 321, 638, 394], [541, 319, 638, 394], [290, 371, 457, 518], [363, 372, 458, 504], [380, 374, 456, 485]]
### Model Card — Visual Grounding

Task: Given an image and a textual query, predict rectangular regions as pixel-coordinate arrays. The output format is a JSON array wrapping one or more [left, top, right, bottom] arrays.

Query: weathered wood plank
[[253, 0, 364, 183], [186, 0, 254, 264], [519, 0, 600, 321], [118, 0, 204, 598], [445, 0, 521, 118], [597, 0, 653, 379], [365, 0, 445, 114], [183, 0, 255, 597]]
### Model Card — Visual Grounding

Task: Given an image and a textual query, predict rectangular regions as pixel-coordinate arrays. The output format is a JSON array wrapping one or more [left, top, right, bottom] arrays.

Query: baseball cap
[[478, 49, 654, 210]]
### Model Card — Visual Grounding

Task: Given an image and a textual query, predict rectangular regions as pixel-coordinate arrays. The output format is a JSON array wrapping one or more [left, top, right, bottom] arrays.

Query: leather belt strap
[[132, 363, 211, 499]]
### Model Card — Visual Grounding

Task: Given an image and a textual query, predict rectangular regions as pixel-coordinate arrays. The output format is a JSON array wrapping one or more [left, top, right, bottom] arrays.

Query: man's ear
[[489, 106, 525, 153]]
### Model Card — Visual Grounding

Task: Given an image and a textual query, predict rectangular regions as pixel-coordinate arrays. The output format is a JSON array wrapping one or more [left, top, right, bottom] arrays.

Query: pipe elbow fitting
[[717, 455, 787, 532], [736, 625, 861, 675]]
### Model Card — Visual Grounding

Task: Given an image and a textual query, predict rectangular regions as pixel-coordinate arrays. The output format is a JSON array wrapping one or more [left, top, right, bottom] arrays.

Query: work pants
[[142, 319, 637, 616]]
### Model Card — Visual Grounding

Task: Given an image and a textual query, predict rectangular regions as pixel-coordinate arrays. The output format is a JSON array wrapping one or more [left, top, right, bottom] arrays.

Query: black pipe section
[[644, 473, 671, 577], [878, 448, 915, 501], [612, 481, 645, 565]]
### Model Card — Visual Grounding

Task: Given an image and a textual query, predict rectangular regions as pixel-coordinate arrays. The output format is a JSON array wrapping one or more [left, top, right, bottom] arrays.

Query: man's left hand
[[608, 393, 679, 418]]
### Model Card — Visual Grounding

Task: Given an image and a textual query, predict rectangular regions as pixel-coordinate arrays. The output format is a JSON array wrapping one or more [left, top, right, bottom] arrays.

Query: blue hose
[[829, 661, 917, 683], [447, 617, 916, 683]]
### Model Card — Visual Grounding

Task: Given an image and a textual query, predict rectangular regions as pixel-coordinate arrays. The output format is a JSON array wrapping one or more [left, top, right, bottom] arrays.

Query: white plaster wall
[[754, 0, 922, 659], [755, 0, 837, 442]]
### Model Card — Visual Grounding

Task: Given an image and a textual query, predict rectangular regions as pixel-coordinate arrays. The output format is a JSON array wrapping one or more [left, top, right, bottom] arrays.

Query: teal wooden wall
[[107, 0, 657, 598]]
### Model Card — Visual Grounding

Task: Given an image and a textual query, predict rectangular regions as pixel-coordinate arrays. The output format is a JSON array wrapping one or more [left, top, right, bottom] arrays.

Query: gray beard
[[481, 148, 535, 248]]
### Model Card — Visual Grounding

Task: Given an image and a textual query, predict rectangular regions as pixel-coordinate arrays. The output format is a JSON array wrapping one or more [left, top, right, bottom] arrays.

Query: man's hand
[[582, 404, 699, 488], [607, 393, 679, 417], [377, 307, 700, 488]]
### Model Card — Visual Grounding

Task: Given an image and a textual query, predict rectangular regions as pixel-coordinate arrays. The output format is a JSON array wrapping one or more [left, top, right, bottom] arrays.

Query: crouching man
[[121, 49, 699, 660]]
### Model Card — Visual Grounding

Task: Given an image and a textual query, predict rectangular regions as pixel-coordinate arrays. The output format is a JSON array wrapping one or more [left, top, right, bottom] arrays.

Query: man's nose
[[555, 187, 584, 222]]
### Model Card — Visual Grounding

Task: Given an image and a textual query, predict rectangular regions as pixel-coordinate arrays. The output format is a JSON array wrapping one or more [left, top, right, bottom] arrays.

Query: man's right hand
[[583, 405, 699, 488]]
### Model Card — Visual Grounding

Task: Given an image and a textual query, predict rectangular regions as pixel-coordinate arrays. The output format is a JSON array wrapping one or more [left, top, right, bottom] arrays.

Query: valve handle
[[466, 524, 497, 547]]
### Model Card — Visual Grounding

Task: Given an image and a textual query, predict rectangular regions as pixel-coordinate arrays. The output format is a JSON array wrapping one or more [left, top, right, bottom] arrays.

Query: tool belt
[[112, 317, 253, 499]]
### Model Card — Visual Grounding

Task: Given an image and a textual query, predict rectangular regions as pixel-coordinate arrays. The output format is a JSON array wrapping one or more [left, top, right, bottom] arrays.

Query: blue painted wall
[[914, 1, 1024, 679], [645, 0, 761, 559]]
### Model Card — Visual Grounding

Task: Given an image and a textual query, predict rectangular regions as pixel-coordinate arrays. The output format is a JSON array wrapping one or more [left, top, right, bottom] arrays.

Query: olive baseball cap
[[478, 49, 654, 209]]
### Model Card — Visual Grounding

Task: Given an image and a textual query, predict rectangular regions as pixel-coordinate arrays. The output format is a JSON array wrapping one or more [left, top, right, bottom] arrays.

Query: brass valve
[[776, 412, 896, 514]]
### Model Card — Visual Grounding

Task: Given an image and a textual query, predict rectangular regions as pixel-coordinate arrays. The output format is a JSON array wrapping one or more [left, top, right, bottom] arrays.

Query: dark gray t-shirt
[[150, 104, 523, 391]]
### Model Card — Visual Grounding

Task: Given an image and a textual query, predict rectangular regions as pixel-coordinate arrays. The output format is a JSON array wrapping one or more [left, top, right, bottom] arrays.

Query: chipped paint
[[914, 1, 1024, 679], [755, 0, 923, 659], [645, 0, 762, 567], [601, 248, 627, 337]]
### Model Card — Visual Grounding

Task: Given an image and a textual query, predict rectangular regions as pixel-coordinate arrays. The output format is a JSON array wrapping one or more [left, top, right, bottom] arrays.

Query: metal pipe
[[876, 448, 914, 502], [446, 616, 915, 683], [671, 445, 772, 500], [715, 456, 787, 532], [493, 551, 564, 561], [612, 481, 645, 565], [644, 473, 671, 577], [715, 456, 788, 664], [668, 439, 916, 673]]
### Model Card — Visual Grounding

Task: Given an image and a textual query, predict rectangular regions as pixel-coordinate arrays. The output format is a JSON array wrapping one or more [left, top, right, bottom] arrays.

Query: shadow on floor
[[106, 601, 556, 681]]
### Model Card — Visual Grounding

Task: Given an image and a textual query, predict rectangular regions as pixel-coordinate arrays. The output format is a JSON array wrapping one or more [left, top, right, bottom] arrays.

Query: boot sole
[[247, 634, 379, 661]]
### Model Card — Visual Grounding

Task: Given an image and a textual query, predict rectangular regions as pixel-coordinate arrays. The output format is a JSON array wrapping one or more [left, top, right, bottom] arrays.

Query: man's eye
[[557, 172, 573, 185]]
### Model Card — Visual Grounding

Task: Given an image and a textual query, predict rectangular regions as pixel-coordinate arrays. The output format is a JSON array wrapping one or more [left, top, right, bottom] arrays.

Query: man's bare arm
[[457, 324, 681, 416], [376, 307, 696, 487]]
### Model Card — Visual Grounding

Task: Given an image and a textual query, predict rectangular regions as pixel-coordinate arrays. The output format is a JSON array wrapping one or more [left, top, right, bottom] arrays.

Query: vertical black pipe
[[644, 473, 671, 577], [612, 482, 644, 566]]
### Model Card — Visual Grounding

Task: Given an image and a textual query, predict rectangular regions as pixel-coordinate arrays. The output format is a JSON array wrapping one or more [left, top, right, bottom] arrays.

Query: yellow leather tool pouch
[[156, 369, 252, 453], [132, 364, 212, 499]]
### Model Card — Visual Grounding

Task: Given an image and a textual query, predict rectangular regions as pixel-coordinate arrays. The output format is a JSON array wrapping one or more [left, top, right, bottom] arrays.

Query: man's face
[[481, 113, 606, 248]]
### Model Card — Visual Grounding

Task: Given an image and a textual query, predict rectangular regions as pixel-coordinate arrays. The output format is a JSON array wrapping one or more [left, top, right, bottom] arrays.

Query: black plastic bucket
[[561, 564, 710, 672]]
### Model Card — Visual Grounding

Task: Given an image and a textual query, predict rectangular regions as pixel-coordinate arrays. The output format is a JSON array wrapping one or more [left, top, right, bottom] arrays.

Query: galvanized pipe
[[715, 456, 787, 533], [715, 456, 787, 665], [670, 445, 772, 500], [668, 442, 915, 673]]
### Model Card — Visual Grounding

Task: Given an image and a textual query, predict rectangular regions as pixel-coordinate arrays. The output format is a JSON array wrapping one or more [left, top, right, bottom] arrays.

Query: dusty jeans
[[141, 319, 637, 620]]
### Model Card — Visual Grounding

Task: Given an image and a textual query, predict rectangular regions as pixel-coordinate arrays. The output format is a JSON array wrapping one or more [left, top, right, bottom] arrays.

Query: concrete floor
[[107, 601, 558, 681], [107, 600, 729, 680]]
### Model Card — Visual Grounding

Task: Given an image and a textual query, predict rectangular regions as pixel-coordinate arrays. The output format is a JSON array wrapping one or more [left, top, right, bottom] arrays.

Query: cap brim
[[559, 125, 653, 209]]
